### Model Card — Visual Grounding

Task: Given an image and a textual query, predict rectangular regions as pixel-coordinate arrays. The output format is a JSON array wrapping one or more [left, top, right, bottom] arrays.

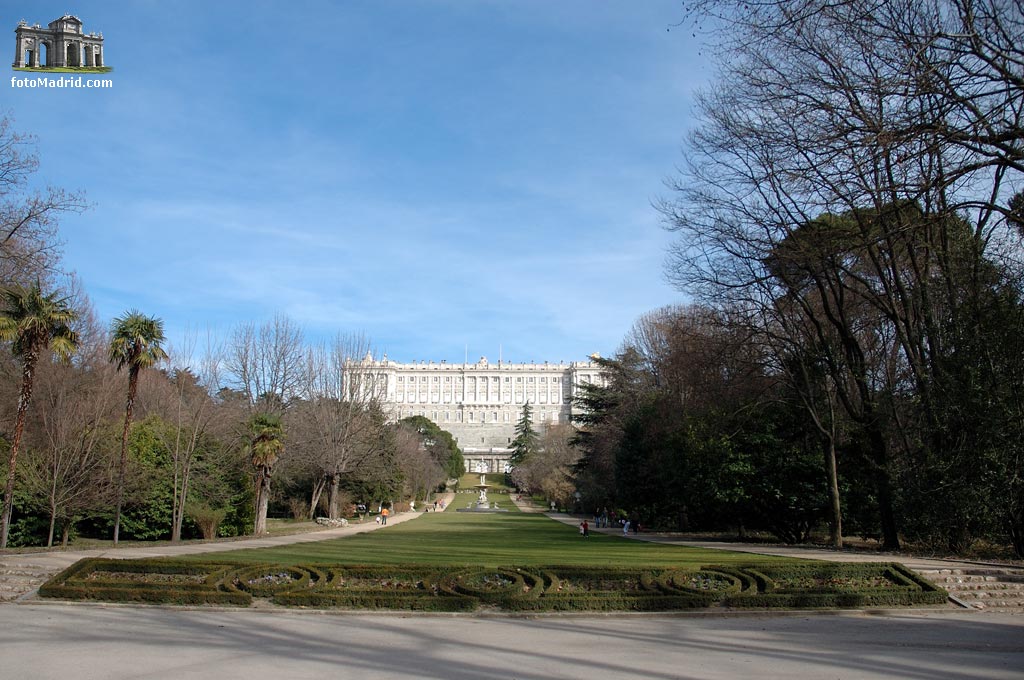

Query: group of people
[[580, 509, 642, 536]]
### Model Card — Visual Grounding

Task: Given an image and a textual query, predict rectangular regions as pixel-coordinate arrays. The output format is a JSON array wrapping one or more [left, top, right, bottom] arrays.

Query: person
[[433, 500, 438, 511], [381, 506, 390, 525], [622, 519, 630, 535], [579, 521, 586, 536], [630, 511, 640, 534], [582, 519, 590, 537]]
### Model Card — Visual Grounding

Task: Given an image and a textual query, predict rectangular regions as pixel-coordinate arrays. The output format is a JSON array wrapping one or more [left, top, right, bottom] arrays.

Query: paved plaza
[[2, 604, 1022, 679]]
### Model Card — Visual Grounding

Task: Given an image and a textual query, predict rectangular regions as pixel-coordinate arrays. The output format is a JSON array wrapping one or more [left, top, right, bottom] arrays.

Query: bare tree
[[20, 342, 119, 546], [0, 115, 86, 286], [148, 330, 228, 541], [292, 336, 388, 519]]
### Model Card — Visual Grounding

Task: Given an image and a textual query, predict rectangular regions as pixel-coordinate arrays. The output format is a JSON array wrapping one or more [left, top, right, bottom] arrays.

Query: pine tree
[[510, 401, 539, 466]]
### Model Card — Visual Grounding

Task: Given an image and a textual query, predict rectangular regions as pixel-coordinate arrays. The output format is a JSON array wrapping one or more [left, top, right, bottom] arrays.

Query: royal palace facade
[[352, 354, 607, 474]]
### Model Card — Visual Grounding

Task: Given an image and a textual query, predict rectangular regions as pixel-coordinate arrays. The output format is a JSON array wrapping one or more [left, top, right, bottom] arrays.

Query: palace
[[352, 354, 607, 474]]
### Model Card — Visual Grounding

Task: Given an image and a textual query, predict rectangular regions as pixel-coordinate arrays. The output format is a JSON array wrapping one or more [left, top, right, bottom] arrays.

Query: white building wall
[[352, 355, 606, 457]]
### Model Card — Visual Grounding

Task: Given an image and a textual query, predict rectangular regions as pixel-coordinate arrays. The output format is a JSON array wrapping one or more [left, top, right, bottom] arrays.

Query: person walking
[[381, 506, 390, 525]]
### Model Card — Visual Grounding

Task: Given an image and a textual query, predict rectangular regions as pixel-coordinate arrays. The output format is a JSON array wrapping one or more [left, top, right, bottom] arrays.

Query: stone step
[[919, 569, 1024, 611], [928, 568, 1024, 580], [932, 575, 1012, 584], [937, 581, 1024, 593], [951, 588, 1024, 600]]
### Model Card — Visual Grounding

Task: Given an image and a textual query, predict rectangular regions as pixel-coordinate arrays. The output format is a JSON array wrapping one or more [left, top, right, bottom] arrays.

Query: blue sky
[[4, 1, 706, 364]]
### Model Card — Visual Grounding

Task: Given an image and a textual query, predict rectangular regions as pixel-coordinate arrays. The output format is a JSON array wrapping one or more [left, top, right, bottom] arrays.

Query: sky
[[3, 1, 708, 365]]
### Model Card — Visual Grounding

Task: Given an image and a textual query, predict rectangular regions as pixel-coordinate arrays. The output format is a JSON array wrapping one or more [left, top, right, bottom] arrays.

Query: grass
[[13, 66, 113, 74], [456, 472, 513, 491], [181, 509, 797, 568]]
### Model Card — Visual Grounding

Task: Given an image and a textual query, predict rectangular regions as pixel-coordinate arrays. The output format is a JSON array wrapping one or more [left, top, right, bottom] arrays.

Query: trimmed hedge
[[38, 559, 947, 612], [39, 558, 250, 606]]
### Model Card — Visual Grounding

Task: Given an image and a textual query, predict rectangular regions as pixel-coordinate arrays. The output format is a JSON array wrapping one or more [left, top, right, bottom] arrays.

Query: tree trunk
[[308, 476, 327, 520], [253, 468, 271, 535], [61, 520, 70, 547], [868, 426, 900, 551], [823, 435, 843, 549], [46, 496, 57, 548], [113, 366, 139, 546], [328, 473, 340, 520], [1, 350, 37, 549]]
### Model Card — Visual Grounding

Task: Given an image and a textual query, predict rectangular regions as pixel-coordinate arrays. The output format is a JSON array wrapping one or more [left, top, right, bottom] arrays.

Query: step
[[937, 581, 1024, 593]]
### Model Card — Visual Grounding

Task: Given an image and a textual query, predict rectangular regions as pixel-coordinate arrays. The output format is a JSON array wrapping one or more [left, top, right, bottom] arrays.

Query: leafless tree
[[18, 298, 118, 546], [0, 115, 86, 286], [148, 329, 229, 541], [292, 336, 388, 519]]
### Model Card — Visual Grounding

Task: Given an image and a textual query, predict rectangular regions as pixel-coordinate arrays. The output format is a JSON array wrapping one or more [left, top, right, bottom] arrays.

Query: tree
[[400, 415, 464, 481], [20, 320, 119, 546], [0, 281, 77, 547], [108, 310, 167, 545], [292, 337, 389, 519], [662, 0, 1024, 550], [149, 331, 228, 541], [512, 423, 578, 506], [248, 413, 284, 535], [0, 115, 86, 286], [509, 401, 539, 467], [227, 315, 304, 533]]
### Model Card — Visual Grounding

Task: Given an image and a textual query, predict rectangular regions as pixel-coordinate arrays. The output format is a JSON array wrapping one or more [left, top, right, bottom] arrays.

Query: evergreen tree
[[509, 402, 539, 466], [0, 282, 78, 548]]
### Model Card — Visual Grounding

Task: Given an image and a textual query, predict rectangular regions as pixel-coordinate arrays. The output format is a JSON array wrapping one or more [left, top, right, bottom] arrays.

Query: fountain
[[455, 473, 509, 513]]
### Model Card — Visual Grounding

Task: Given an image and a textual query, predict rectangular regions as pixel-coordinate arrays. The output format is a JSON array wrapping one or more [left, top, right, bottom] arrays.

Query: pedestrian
[[582, 519, 590, 537], [622, 520, 630, 535], [381, 506, 390, 525], [433, 500, 438, 511], [630, 511, 640, 534]]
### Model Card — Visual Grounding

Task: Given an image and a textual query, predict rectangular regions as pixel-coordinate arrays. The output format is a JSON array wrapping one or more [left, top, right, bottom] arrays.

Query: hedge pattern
[[39, 559, 947, 611]]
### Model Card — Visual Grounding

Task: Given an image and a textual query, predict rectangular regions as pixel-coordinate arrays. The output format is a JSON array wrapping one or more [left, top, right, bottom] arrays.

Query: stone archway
[[65, 41, 80, 67]]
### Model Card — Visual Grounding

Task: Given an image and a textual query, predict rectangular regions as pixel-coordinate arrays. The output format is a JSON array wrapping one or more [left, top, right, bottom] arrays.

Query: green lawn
[[182, 510, 796, 568], [456, 472, 513, 491]]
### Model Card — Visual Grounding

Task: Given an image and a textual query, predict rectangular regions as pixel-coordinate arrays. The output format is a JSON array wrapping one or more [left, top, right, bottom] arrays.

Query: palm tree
[[0, 282, 78, 548], [248, 413, 285, 535], [109, 310, 167, 545]]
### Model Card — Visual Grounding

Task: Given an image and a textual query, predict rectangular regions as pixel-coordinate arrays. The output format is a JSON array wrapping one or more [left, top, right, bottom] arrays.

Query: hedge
[[38, 559, 947, 612]]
